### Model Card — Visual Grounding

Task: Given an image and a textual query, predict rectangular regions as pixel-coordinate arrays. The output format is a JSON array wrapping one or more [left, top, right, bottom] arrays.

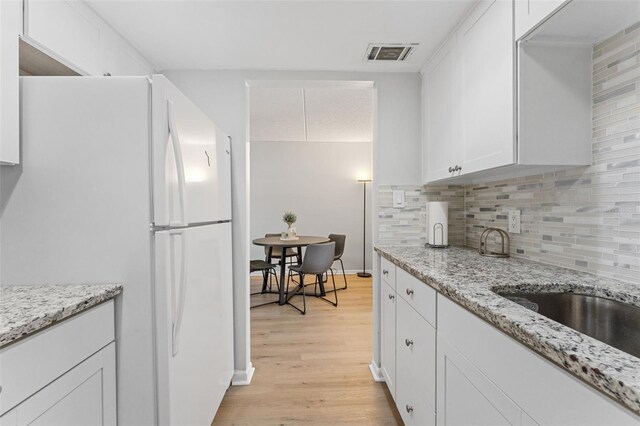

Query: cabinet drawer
[[380, 257, 396, 290], [0, 301, 115, 415], [24, 0, 101, 75], [396, 297, 436, 425], [397, 267, 436, 328]]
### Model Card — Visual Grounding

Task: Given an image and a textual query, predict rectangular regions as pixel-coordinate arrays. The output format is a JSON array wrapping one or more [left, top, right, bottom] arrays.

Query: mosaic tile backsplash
[[378, 22, 640, 284], [377, 185, 464, 247]]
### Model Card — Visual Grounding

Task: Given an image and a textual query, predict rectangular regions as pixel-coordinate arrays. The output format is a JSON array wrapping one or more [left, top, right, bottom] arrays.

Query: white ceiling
[[86, 0, 476, 72]]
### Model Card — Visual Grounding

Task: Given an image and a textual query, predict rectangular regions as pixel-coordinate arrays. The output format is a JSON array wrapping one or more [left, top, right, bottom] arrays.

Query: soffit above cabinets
[[249, 86, 373, 143]]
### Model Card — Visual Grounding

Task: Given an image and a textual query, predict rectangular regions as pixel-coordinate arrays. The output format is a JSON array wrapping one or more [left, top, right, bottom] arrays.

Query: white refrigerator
[[0, 75, 234, 425]]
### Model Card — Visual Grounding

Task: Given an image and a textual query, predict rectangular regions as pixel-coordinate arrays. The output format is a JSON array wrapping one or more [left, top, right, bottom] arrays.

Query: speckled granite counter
[[0, 284, 122, 347], [375, 245, 640, 415]]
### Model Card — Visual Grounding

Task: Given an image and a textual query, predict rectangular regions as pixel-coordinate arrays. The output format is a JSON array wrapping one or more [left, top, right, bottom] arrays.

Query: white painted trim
[[231, 362, 255, 386], [369, 360, 385, 382]]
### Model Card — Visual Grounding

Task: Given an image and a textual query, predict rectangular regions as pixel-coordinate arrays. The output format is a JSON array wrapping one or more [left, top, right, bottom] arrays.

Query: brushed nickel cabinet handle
[[406, 288, 414, 296], [406, 405, 414, 413], [405, 338, 413, 347], [383, 269, 388, 275], [388, 294, 395, 300]]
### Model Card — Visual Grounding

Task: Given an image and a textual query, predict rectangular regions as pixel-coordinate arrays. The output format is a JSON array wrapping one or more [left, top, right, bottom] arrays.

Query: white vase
[[287, 225, 296, 239]]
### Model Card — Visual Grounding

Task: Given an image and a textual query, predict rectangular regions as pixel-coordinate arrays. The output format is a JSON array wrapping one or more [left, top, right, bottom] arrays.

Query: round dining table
[[252, 235, 330, 305]]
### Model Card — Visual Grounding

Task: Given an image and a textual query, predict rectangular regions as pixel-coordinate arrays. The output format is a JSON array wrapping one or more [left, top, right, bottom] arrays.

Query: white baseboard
[[369, 361, 385, 382], [231, 362, 255, 386]]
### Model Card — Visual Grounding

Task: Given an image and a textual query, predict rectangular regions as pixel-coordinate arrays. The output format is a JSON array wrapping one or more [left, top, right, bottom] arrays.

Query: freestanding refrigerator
[[0, 75, 234, 425]]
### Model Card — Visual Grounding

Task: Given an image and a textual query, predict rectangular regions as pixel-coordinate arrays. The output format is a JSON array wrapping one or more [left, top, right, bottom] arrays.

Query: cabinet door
[[0, 0, 21, 164], [422, 34, 459, 183], [13, 342, 116, 425], [437, 335, 522, 426], [24, 0, 101, 75], [514, 0, 566, 40], [459, 0, 514, 175], [396, 297, 436, 426], [100, 32, 152, 76], [381, 282, 396, 398]]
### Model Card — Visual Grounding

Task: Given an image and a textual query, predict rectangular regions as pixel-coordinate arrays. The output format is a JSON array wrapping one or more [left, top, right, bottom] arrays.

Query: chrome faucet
[[479, 227, 510, 258]]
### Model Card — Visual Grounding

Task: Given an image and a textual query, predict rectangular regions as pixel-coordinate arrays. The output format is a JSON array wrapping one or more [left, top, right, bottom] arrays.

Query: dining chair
[[286, 242, 337, 315], [265, 233, 301, 265], [327, 234, 348, 291], [249, 259, 279, 309]]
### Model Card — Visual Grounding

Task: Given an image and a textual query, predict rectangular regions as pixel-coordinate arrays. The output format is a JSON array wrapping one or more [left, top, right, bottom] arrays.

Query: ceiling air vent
[[365, 43, 418, 62]]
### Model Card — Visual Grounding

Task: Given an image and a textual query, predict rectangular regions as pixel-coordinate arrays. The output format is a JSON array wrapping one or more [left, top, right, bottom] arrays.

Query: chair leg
[[339, 258, 348, 290], [324, 259, 348, 293], [285, 270, 306, 315], [314, 270, 338, 307]]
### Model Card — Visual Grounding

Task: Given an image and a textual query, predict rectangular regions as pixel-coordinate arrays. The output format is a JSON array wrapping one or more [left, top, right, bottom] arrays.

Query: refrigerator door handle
[[167, 100, 187, 227], [171, 229, 188, 356]]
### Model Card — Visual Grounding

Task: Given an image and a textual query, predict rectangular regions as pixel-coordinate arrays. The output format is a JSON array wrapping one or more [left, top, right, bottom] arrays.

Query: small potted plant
[[282, 211, 297, 239]]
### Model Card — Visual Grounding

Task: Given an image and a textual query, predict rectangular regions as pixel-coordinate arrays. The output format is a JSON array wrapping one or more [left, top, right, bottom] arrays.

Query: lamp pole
[[357, 179, 372, 278]]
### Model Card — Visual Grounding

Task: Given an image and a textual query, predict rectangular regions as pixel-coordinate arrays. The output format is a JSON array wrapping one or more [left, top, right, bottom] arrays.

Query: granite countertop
[[0, 284, 123, 348], [375, 245, 640, 415]]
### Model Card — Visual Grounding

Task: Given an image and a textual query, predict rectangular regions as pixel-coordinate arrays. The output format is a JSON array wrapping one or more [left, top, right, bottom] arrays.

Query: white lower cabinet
[[437, 294, 639, 425], [0, 301, 117, 426], [378, 259, 639, 425], [381, 282, 396, 398], [1, 343, 116, 426], [396, 296, 436, 426], [437, 335, 522, 426]]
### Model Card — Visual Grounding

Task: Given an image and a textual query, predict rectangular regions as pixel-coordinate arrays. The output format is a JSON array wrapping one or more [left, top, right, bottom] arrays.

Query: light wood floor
[[213, 274, 402, 425]]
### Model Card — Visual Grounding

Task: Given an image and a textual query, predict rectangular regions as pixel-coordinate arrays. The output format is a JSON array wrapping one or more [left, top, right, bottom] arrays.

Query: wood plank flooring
[[212, 274, 402, 425]]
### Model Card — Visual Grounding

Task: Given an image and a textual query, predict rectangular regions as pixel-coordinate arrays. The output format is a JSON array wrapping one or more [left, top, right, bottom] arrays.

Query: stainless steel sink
[[497, 292, 640, 359]]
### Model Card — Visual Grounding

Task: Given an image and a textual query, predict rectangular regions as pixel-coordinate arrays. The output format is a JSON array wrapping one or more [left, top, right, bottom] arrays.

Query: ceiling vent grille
[[365, 43, 418, 62]]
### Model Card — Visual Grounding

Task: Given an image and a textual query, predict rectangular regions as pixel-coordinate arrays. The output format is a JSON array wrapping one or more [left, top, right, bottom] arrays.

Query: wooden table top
[[252, 236, 330, 247]]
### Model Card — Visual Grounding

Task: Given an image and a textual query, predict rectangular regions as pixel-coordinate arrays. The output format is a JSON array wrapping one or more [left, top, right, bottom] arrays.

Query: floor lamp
[[357, 178, 372, 278]]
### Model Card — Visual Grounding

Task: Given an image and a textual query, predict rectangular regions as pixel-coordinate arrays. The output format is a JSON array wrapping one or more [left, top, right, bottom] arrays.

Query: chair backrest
[[328, 234, 346, 259], [299, 242, 336, 275]]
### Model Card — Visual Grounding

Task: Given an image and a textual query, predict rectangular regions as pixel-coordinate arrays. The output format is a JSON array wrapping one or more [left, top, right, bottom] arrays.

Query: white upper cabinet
[[24, 0, 101, 75], [458, 0, 515, 176], [100, 31, 153, 77], [420, 0, 602, 184], [422, 35, 459, 183], [1, 0, 152, 166], [514, 0, 567, 40], [22, 0, 153, 77], [0, 0, 21, 165]]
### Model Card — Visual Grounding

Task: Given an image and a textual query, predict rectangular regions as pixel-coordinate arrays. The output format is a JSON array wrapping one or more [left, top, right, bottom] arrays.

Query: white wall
[[250, 140, 372, 271], [161, 69, 422, 382]]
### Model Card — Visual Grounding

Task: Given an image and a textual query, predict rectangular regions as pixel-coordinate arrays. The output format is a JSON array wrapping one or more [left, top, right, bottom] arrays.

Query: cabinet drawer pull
[[406, 288, 414, 296], [448, 166, 454, 173], [388, 294, 395, 300], [406, 405, 414, 413], [454, 164, 462, 172], [405, 338, 413, 347], [382, 269, 388, 275]]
